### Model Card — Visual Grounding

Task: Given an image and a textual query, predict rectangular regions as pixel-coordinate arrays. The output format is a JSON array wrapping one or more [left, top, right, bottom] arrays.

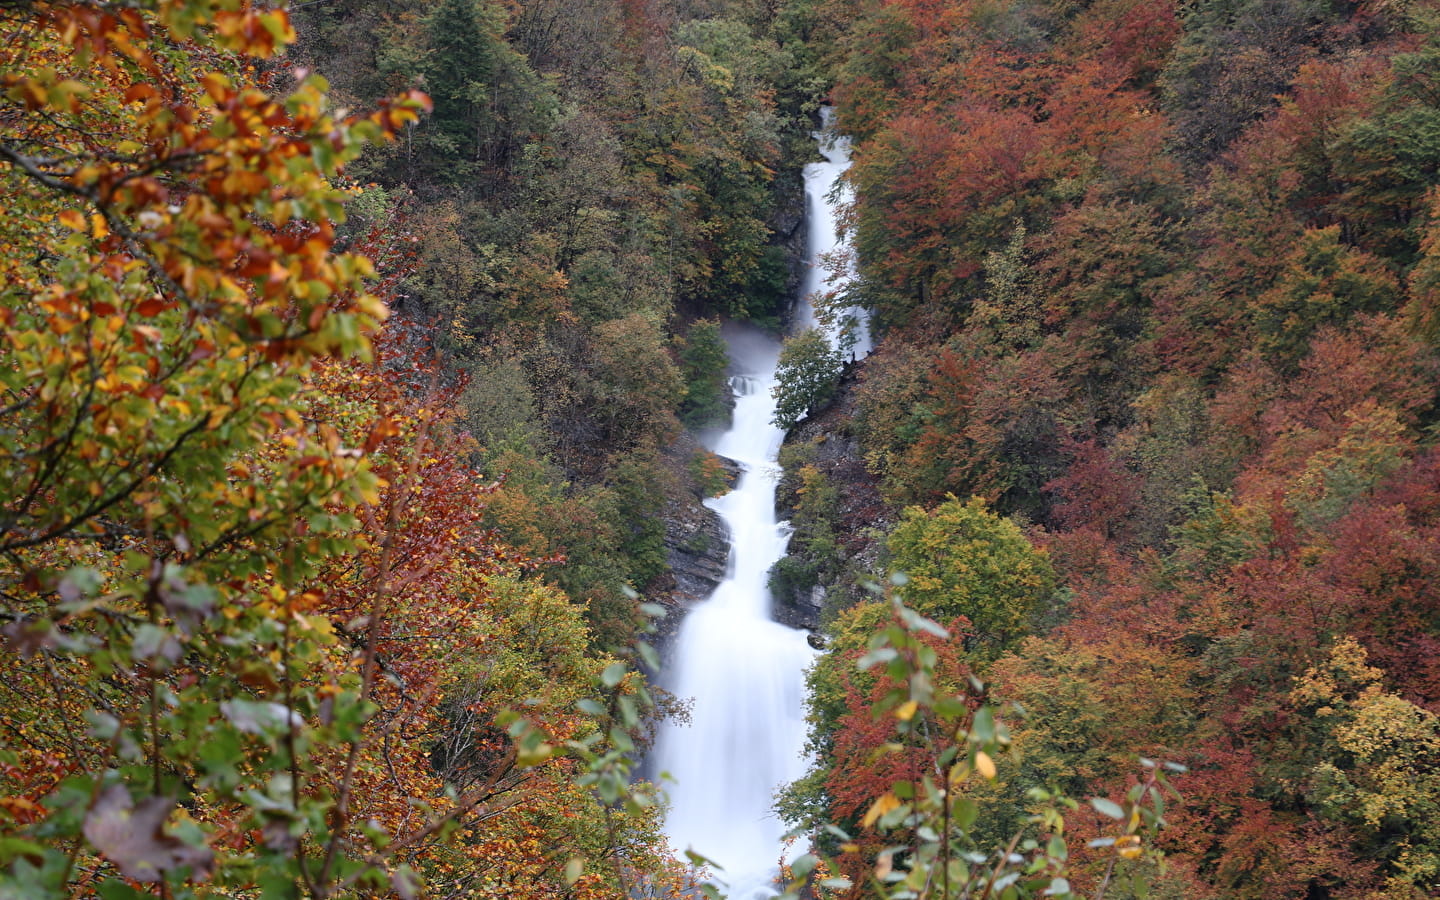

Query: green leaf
[[1090, 797, 1125, 819], [608, 726, 635, 754], [96, 879, 150, 900], [857, 647, 898, 670], [790, 854, 817, 880], [220, 699, 298, 737], [878, 800, 912, 829], [564, 857, 585, 885], [576, 698, 607, 716], [0, 838, 46, 866], [934, 696, 968, 718], [946, 859, 970, 887], [601, 661, 627, 688], [1046, 835, 1067, 860], [971, 705, 996, 743], [686, 848, 723, 870], [617, 694, 638, 728], [954, 798, 979, 831]]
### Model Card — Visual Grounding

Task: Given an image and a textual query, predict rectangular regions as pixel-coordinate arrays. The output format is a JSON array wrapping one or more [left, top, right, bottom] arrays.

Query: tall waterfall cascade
[[652, 109, 868, 899], [796, 110, 872, 359]]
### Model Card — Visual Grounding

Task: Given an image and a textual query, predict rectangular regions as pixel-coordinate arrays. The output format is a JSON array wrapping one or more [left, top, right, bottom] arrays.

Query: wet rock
[[770, 168, 808, 303], [653, 433, 734, 626], [664, 502, 729, 609], [808, 585, 827, 609], [771, 597, 817, 632]]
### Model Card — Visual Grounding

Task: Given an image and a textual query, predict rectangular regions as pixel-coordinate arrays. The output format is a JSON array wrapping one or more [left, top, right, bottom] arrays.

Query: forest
[[3, 0, 1440, 898]]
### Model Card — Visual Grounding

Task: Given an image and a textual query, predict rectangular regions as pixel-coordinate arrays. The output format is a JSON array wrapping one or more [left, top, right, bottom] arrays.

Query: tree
[[884, 497, 1058, 661], [677, 318, 731, 429], [404, 0, 557, 185], [890, 347, 1009, 507], [1290, 639, 1440, 896], [0, 0, 437, 892], [773, 589, 1181, 900], [773, 328, 845, 430], [1252, 227, 1400, 371]]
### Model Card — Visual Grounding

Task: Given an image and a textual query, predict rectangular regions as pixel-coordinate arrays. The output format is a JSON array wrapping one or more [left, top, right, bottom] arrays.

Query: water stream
[[652, 110, 863, 899], [796, 113, 872, 360]]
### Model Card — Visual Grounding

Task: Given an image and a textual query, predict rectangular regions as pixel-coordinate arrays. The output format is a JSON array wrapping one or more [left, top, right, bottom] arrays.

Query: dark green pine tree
[[418, 0, 555, 186]]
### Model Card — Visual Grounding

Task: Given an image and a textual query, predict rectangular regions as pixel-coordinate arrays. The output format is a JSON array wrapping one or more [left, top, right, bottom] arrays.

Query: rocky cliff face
[[770, 167, 808, 310], [770, 364, 888, 632], [656, 433, 739, 613], [663, 489, 731, 609]]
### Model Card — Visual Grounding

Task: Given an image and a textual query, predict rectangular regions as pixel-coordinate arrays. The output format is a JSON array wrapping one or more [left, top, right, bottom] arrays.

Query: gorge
[[652, 112, 863, 899]]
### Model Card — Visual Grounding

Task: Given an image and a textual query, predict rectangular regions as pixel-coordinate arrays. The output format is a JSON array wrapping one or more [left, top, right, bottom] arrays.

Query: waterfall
[[796, 108, 872, 360], [653, 109, 864, 899]]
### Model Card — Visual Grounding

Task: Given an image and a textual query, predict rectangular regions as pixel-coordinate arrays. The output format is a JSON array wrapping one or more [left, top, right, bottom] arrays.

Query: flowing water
[[652, 110, 865, 899], [796, 112, 872, 360]]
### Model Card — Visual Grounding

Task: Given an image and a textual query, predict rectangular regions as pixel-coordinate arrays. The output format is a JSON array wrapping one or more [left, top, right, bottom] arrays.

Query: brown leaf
[[391, 866, 420, 900], [2, 618, 57, 659], [83, 785, 214, 882]]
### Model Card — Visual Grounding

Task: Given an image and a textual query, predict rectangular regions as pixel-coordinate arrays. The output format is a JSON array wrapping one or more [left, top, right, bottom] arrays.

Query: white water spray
[[653, 109, 866, 899], [797, 109, 872, 359]]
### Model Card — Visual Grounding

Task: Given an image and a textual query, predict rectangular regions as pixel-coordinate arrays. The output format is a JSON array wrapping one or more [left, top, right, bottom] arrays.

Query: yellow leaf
[[861, 792, 901, 830], [895, 700, 919, 721], [975, 751, 997, 779], [875, 851, 893, 879]]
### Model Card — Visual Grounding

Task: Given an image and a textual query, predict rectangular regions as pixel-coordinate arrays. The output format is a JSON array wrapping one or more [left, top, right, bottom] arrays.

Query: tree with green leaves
[[773, 587, 1181, 900], [678, 319, 732, 429], [389, 0, 556, 185], [773, 328, 845, 430], [0, 4, 676, 897], [885, 497, 1058, 661]]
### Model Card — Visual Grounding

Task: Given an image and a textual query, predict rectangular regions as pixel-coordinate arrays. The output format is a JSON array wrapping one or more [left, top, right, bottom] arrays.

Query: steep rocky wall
[[771, 364, 888, 632]]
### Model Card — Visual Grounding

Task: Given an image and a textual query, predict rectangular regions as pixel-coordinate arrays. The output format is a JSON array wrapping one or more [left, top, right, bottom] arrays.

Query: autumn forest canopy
[[4, 0, 1440, 897]]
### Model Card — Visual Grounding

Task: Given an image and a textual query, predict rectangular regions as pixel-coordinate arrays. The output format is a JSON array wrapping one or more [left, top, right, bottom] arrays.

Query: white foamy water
[[797, 108, 872, 359], [652, 108, 867, 899]]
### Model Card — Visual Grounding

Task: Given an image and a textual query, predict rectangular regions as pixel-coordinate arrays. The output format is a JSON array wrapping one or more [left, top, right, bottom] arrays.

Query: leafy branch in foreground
[[0, 2, 695, 897], [774, 579, 1182, 900]]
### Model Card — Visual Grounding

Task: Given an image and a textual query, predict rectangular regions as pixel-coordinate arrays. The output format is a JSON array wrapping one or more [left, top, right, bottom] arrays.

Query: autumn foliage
[[10, 0, 1440, 895], [0, 3, 696, 898], [784, 0, 1440, 896]]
